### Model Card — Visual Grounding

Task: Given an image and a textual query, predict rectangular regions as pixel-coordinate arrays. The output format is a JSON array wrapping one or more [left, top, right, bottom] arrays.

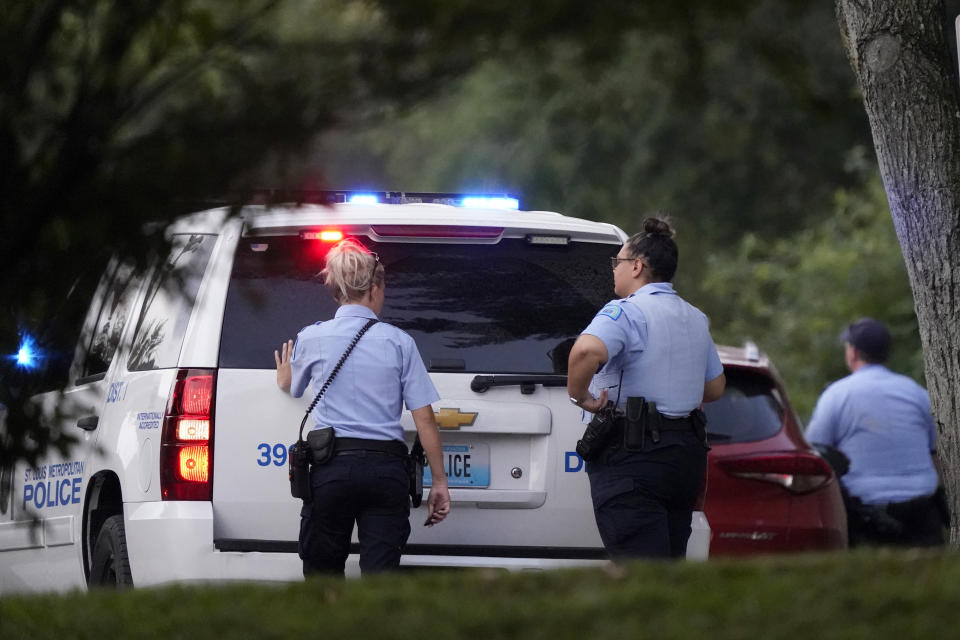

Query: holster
[[575, 401, 619, 462], [690, 408, 708, 447], [624, 396, 657, 450], [288, 441, 312, 500], [407, 437, 426, 508], [288, 428, 336, 501]]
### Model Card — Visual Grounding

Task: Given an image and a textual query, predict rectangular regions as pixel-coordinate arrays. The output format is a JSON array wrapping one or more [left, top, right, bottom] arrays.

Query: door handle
[[77, 416, 99, 431]]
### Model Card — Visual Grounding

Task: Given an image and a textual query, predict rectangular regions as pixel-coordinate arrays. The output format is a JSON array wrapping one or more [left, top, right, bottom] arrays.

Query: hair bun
[[642, 217, 675, 238]]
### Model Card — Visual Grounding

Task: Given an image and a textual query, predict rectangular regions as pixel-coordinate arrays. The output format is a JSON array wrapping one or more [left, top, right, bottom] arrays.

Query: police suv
[[0, 192, 709, 592]]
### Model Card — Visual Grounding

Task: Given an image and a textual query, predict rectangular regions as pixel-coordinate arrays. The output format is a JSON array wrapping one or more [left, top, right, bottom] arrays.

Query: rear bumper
[[124, 503, 710, 585]]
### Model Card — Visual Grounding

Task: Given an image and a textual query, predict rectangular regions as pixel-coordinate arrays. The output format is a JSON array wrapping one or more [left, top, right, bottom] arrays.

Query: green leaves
[[702, 177, 921, 418]]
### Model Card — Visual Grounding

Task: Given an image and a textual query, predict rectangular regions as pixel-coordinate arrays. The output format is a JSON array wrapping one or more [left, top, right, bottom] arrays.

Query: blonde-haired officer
[[276, 238, 450, 575]]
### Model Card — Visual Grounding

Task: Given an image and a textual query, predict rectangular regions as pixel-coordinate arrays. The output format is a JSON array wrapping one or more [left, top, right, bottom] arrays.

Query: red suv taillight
[[161, 369, 216, 500], [716, 451, 833, 494]]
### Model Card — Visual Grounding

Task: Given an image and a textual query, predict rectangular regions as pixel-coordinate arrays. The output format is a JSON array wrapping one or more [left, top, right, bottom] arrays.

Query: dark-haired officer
[[567, 217, 725, 559], [806, 317, 944, 547]]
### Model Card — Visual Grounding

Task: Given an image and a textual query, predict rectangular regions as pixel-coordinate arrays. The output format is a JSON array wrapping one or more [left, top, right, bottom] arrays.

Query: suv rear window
[[220, 237, 615, 373], [702, 370, 784, 444]]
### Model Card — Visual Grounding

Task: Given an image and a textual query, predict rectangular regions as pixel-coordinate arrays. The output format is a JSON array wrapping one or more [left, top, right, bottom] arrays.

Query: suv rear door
[[212, 216, 625, 560]]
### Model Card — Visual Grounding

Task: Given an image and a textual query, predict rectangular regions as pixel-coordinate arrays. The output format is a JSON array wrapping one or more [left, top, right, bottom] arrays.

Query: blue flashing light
[[460, 196, 520, 210], [12, 334, 41, 370], [348, 194, 379, 205]]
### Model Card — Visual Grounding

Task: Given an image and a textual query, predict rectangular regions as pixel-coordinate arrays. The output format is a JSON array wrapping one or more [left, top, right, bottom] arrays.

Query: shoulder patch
[[598, 304, 623, 320]]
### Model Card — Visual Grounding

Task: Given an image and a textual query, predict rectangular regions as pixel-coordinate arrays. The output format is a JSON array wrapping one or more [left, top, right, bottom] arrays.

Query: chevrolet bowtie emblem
[[434, 408, 478, 430]]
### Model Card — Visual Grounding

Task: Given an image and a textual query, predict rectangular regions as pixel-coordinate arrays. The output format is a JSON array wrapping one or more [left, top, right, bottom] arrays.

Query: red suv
[[703, 344, 848, 555]]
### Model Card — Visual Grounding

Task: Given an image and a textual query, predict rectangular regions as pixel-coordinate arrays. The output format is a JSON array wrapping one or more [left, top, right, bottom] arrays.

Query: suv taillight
[[716, 451, 833, 494], [161, 369, 215, 500]]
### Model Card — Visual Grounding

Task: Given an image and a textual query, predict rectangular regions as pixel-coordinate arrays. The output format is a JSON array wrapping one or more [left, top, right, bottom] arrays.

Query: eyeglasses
[[609, 256, 637, 270]]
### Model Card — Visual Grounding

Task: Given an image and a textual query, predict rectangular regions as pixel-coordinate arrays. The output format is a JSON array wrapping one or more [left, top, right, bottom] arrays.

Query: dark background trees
[[311, 0, 914, 415], [1, 0, 924, 495]]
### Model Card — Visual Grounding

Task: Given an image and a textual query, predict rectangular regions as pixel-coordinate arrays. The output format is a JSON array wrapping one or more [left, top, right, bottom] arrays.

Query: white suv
[[0, 192, 709, 591]]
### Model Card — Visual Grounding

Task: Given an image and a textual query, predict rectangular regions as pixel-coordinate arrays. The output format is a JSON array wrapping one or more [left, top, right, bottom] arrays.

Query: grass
[[1, 550, 958, 640]]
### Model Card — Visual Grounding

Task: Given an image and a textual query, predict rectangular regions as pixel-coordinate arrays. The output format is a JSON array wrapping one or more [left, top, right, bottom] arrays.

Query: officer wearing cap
[[806, 317, 944, 546], [567, 217, 726, 559], [275, 239, 451, 575]]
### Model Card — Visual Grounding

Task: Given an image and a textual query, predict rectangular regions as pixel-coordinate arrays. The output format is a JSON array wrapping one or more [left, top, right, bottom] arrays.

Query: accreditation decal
[[598, 304, 622, 320]]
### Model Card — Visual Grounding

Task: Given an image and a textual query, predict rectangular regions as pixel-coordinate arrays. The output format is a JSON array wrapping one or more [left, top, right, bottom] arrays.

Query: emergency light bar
[[348, 194, 379, 205], [460, 196, 520, 210], [253, 190, 521, 210]]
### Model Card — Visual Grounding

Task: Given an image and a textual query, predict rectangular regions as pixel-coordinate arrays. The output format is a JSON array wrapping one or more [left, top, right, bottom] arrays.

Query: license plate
[[424, 443, 490, 488]]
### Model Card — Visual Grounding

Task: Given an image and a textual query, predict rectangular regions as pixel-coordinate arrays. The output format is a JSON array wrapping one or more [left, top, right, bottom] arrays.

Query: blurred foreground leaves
[[0, 0, 505, 467]]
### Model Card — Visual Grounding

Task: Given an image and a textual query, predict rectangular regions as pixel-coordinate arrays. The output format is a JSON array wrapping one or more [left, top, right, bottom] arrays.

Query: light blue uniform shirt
[[805, 364, 937, 505], [581, 282, 723, 417], [290, 305, 439, 442]]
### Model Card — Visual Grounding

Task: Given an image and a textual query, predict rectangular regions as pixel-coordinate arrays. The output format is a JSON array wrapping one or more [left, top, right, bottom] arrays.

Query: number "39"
[[256, 443, 291, 467]]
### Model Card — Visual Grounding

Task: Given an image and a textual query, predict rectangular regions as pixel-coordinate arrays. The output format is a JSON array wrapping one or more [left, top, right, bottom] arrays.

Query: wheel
[[89, 514, 133, 587]]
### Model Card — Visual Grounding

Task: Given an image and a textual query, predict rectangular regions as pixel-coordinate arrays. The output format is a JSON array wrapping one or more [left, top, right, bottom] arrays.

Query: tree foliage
[[311, 0, 909, 420], [1, 0, 326, 467], [701, 177, 921, 418], [314, 0, 872, 247]]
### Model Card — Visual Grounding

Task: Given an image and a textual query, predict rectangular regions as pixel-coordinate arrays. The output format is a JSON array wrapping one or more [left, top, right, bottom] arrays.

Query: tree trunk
[[836, 0, 960, 544]]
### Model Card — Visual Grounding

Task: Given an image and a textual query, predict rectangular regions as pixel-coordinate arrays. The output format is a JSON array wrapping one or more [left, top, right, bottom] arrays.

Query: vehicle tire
[[89, 514, 133, 588]]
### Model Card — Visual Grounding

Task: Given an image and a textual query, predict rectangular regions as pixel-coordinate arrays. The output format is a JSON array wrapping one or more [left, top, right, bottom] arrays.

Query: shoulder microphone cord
[[297, 318, 379, 444]]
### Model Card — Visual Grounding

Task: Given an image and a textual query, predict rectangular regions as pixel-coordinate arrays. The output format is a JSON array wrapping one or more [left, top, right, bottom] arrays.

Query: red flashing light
[[300, 230, 344, 242]]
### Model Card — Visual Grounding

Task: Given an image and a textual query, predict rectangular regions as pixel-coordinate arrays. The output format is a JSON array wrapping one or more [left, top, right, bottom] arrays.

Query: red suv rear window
[[702, 370, 784, 443]]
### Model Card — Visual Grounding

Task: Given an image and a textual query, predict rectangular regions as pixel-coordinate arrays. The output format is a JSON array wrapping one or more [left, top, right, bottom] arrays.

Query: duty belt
[[614, 411, 697, 450], [613, 413, 694, 429], [655, 414, 696, 430], [334, 437, 408, 458]]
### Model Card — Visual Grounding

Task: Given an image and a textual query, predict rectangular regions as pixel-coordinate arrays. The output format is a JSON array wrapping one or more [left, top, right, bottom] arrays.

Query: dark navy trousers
[[299, 451, 411, 576], [587, 430, 707, 559]]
